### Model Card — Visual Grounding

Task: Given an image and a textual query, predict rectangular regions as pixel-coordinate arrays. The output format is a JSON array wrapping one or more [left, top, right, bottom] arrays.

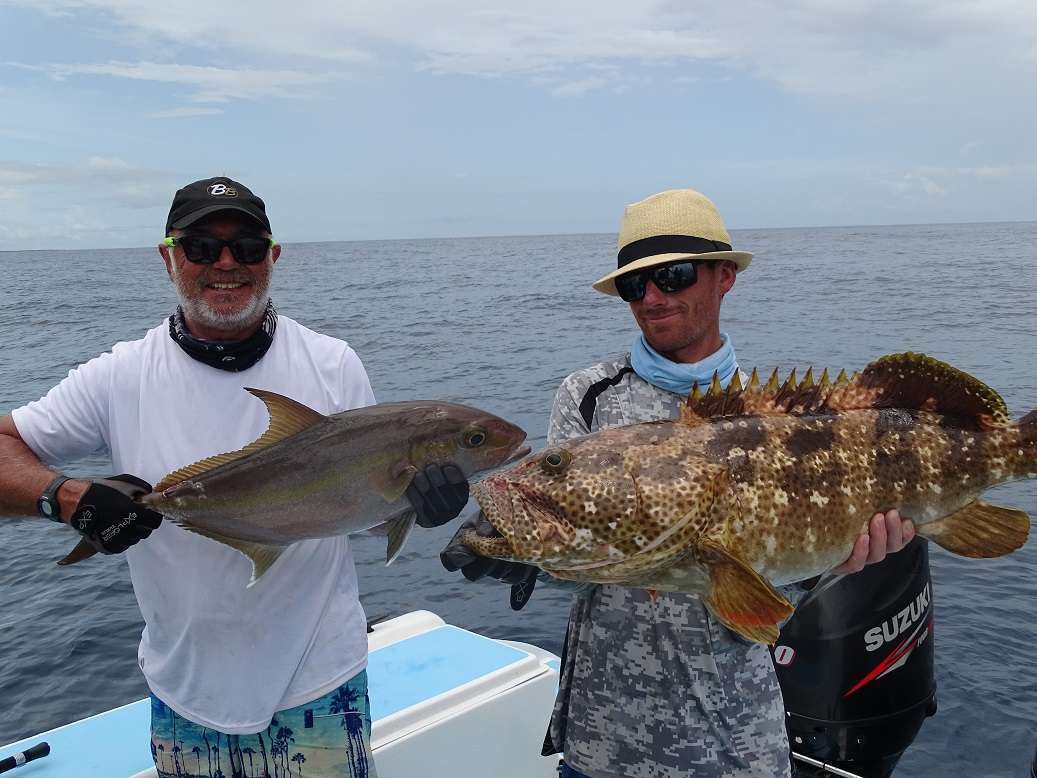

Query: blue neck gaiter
[[630, 333, 739, 396]]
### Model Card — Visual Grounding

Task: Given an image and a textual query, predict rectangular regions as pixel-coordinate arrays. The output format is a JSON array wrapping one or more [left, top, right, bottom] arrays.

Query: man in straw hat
[[443, 188, 914, 777]]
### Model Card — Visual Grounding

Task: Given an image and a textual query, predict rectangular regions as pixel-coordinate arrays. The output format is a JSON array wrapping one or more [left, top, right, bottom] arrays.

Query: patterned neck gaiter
[[167, 300, 277, 372]]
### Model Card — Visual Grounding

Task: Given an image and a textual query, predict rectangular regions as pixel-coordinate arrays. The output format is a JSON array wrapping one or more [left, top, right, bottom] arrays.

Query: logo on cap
[[207, 183, 238, 197]]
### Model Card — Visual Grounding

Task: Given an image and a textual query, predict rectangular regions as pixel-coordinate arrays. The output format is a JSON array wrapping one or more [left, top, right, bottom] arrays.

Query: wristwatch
[[37, 475, 71, 522]]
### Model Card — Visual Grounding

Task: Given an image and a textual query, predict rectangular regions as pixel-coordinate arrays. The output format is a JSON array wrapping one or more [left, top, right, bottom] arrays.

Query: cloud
[[0, 157, 176, 208], [883, 163, 1037, 201], [7, 0, 1036, 104], [44, 61, 343, 103], [551, 77, 607, 98], [890, 172, 947, 198], [147, 107, 223, 119]]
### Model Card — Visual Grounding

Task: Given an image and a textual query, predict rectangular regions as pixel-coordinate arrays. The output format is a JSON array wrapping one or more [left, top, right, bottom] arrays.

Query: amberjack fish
[[462, 353, 1035, 643], [62, 389, 529, 583]]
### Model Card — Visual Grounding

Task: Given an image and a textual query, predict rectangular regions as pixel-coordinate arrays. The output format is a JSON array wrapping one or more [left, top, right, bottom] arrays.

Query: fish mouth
[[459, 511, 513, 558], [466, 477, 513, 551], [465, 477, 568, 563]]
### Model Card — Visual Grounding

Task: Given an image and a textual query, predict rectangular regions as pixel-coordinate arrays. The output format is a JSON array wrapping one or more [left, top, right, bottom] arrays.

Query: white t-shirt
[[12, 316, 376, 734]]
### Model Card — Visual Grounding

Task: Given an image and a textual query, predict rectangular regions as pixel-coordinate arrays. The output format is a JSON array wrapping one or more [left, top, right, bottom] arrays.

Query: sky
[[1, 0, 1035, 249]]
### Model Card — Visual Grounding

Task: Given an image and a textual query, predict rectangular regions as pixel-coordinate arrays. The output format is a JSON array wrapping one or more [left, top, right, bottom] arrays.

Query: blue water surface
[[1, 223, 1036, 776]]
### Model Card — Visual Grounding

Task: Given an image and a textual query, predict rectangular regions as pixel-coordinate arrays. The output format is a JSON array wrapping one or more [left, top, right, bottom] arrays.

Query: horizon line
[[2, 216, 1034, 253]]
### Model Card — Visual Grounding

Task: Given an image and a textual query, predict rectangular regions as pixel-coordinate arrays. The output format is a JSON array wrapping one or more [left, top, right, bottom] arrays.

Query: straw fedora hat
[[592, 189, 752, 296]]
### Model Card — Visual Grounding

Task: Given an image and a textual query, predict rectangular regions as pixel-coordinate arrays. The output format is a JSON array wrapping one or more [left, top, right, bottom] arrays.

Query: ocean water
[[1, 222, 1036, 776]]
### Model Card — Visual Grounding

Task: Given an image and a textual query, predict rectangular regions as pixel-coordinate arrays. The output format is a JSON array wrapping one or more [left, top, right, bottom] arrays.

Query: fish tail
[[1018, 408, 1037, 460], [1006, 408, 1037, 480], [1020, 408, 1037, 442]]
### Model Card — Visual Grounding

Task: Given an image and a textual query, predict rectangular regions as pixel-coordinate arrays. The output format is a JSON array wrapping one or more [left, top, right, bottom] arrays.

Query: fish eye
[[462, 427, 487, 448], [541, 449, 572, 475]]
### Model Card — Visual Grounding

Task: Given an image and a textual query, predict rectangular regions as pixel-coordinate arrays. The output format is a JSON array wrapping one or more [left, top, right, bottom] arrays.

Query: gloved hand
[[406, 463, 469, 528], [69, 474, 163, 554], [441, 512, 539, 610]]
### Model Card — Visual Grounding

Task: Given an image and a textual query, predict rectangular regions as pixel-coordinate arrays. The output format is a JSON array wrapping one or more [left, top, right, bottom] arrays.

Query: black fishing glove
[[406, 463, 469, 528], [441, 512, 539, 610], [69, 474, 163, 554]]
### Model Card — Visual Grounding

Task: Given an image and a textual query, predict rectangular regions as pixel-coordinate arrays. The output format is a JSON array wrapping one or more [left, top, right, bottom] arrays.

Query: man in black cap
[[0, 176, 468, 777]]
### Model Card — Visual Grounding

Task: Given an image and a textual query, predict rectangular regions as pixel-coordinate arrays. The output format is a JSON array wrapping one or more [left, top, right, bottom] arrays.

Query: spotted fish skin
[[466, 353, 1035, 643], [673, 407, 1032, 585]]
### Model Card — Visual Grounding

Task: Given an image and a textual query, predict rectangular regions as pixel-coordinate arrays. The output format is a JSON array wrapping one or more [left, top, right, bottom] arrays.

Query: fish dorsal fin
[[155, 388, 326, 492], [681, 367, 833, 423], [823, 353, 1010, 427], [680, 353, 1010, 428]]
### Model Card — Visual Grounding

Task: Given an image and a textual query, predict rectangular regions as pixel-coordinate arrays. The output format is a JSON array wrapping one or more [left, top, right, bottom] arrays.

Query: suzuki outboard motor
[[772, 536, 937, 778]]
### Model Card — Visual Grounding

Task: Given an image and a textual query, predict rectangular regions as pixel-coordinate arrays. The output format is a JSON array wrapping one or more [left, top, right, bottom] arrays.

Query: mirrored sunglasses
[[614, 260, 700, 303]]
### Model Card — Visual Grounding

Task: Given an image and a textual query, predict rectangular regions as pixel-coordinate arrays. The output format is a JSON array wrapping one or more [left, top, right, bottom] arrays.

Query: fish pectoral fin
[[917, 501, 1030, 558], [385, 511, 417, 565], [155, 389, 326, 492], [382, 463, 418, 503], [56, 538, 98, 566], [174, 521, 287, 586], [699, 541, 793, 645]]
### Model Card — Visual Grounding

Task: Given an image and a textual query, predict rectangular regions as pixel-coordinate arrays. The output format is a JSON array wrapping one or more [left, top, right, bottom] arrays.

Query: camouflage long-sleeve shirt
[[545, 353, 795, 778]]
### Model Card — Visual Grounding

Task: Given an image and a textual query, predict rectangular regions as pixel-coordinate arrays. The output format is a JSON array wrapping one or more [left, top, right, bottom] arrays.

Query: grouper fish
[[462, 353, 1035, 644], [61, 389, 529, 583]]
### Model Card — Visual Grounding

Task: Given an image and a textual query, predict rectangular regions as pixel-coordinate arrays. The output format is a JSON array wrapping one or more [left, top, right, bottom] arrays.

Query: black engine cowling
[[772, 536, 937, 778]]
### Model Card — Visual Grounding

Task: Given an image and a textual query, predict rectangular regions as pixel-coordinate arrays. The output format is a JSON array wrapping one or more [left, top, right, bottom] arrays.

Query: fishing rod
[[791, 751, 865, 778], [0, 742, 50, 773]]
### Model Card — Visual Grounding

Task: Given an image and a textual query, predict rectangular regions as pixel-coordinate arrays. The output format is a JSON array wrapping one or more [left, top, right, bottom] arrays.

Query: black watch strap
[[38, 475, 71, 522]]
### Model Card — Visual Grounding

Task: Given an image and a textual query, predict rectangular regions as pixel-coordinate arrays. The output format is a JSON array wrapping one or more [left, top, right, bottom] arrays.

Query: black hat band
[[617, 234, 732, 269]]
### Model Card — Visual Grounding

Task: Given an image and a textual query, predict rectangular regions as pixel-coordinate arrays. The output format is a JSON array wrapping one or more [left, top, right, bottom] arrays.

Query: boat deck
[[0, 612, 560, 777]]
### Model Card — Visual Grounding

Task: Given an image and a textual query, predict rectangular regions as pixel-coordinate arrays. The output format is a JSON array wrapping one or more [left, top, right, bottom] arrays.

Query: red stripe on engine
[[842, 616, 932, 699]]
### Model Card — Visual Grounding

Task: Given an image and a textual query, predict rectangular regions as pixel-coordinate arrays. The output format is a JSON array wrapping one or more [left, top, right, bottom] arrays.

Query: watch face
[[39, 476, 69, 520]]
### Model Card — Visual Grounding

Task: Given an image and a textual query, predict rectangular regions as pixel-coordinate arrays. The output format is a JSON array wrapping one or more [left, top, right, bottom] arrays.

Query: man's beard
[[171, 264, 271, 335]]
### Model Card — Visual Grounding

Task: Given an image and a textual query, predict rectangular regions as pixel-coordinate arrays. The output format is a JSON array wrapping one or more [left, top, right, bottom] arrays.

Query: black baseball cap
[[165, 176, 272, 235]]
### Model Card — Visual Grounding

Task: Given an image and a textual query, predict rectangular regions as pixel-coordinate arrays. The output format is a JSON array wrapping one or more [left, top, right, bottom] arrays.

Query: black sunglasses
[[614, 260, 700, 302], [162, 235, 277, 265]]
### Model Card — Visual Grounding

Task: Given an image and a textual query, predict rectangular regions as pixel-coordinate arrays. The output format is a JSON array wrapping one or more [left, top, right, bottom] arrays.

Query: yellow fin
[[709, 371, 723, 396], [383, 463, 418, 503], [699, 541, 793, 645], [155, 388, 326, 492], [385, 511, 417, 565], [173, 521, 287, 585], [917, 501, 1030, 558]]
